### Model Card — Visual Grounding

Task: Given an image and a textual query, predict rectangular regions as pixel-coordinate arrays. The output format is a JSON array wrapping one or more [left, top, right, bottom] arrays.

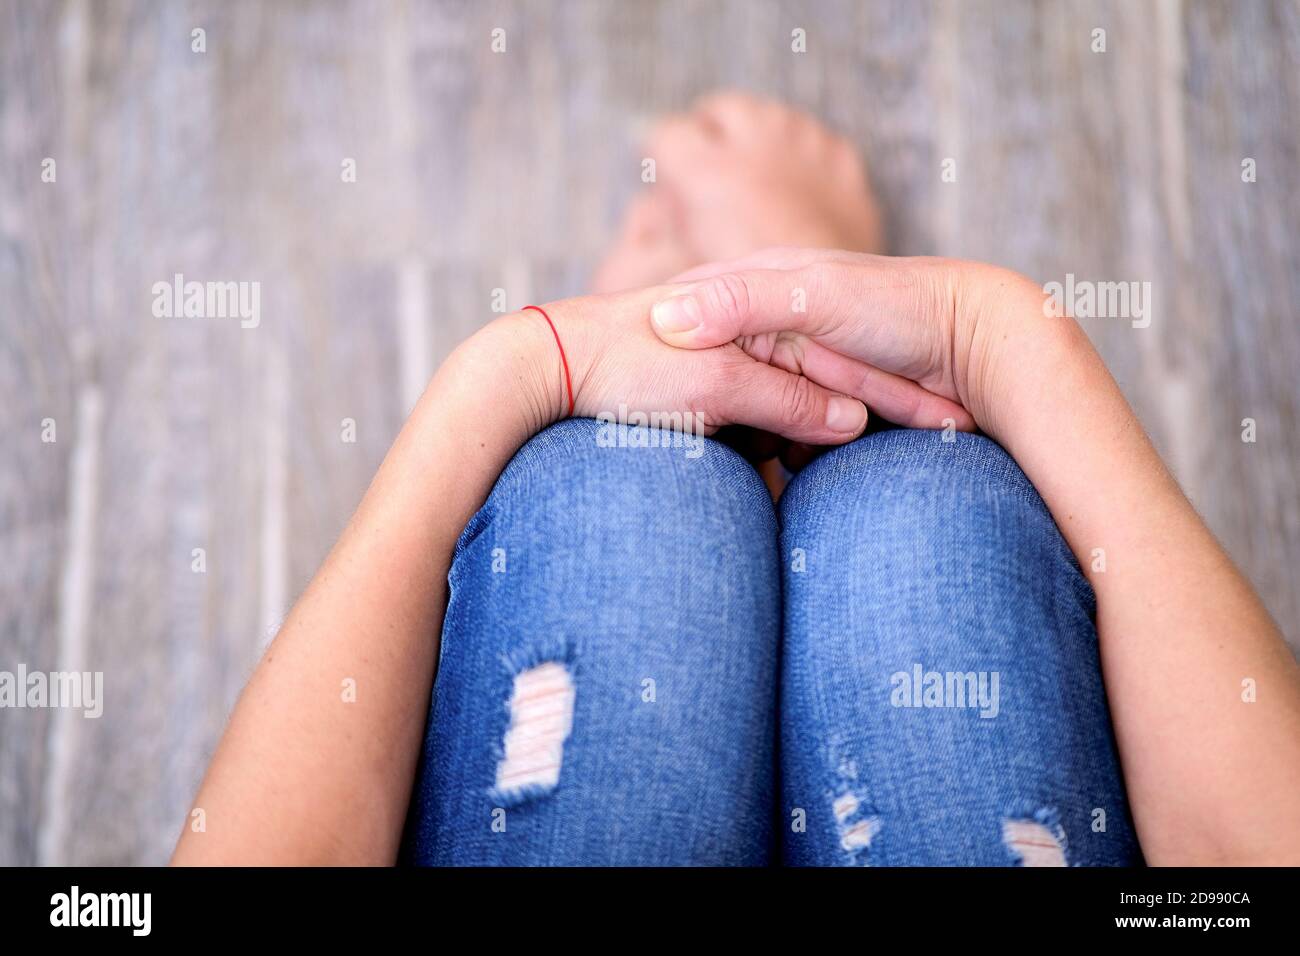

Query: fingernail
[[826, 396, 867, 434], [651, 294, 701, 333]]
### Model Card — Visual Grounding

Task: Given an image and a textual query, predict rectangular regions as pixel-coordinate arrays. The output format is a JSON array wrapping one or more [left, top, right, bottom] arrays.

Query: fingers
[[653, 256, 961, 382], [791, 336, 977, 432], [651, 255, 977, 432], [712, 358, 868, 446], [651, 267, 838, 346]]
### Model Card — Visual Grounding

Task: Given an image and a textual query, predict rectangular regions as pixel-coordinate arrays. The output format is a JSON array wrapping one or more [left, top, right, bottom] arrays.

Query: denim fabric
[[401, 419, 780, 865], [778, 429, 1141, 866], [401, 422, 1141, 866]]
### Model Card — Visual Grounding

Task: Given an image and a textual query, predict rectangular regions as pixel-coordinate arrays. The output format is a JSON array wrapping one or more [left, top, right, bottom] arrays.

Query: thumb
[[651, 269, 833, 348], [714, 358, 868, 446]]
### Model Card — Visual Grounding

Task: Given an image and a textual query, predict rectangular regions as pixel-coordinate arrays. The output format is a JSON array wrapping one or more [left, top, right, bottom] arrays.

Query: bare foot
[[591, 91, 884, 293], [589, 191, 696, 294], [591, 92, 886, 497]]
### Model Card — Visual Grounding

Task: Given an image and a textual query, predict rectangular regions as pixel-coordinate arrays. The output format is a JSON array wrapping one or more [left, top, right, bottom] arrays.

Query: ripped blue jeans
[[400, 420, 1142, 866]]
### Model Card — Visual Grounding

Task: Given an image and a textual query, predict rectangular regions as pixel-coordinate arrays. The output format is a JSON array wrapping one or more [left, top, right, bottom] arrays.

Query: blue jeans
[[401, 421, 1142, 866]]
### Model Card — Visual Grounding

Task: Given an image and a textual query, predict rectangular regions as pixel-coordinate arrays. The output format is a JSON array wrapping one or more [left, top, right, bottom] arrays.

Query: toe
[[694, 90, 809, 143], [620, 192, 665, 244], [644, 113, 713, 169], [591, 188, 696, 293], [692, 90, 769, 132]]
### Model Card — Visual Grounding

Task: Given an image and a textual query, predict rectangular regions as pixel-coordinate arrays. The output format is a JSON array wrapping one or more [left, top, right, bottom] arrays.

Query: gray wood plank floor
[[1, 0, 1297, 864]]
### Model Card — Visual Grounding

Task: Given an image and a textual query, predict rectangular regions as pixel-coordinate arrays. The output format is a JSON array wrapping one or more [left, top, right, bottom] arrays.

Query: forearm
[[173, 315, 560, 865], [984, 279, 1300, 865], [171, 271, 877, 864], [646, 250, 1300, 863]]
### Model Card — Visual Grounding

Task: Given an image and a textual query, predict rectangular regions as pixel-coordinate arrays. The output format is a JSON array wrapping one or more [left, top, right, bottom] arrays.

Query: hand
[[649, 247, 1085, 445], [650, 247, 1300, 868], [489, 279, 987, 452], [484, 283, 886, 448]]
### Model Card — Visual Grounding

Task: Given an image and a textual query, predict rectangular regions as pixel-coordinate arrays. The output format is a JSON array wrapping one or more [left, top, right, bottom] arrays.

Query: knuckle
[[798, 261, 848, 328], [770, 332, 807, 374], [697, 273, 750, 328], [779, 374, 820, 430], [711, 353, 748, 391], [802, 260, 841, 300], [695, 353, 747, 420]]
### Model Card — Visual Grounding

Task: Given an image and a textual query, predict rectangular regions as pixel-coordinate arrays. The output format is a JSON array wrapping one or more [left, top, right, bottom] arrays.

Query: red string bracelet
[[521, 304, 575, 417]]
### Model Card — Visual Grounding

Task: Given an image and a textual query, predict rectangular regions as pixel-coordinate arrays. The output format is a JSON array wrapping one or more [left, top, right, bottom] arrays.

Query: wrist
[[956, 263, 1109, 446], [473, 310, 574, 434], [438, 312, 569, 444], [483, 291, 654, 425]]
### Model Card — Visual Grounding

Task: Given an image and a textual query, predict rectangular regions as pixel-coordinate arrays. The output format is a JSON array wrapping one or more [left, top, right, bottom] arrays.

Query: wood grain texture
[[1, 0, 1296, 864]]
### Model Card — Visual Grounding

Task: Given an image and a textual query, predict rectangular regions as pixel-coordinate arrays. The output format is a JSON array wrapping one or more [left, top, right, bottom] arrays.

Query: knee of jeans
[[456, 417, 777, 585], [780, 428, 1092, 614]]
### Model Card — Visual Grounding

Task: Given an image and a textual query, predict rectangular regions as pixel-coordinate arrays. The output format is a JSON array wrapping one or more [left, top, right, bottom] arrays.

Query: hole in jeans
[[490, 661, 575, 804]]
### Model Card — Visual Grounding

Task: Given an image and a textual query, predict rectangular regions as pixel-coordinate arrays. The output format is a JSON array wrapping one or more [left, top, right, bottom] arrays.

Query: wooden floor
[[2, 0, 1297, 864]]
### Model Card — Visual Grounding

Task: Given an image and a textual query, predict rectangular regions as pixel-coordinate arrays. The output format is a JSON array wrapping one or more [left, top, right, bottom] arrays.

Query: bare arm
[[652, 251, 1300, 865], [172, 315, 559, 864], [172, 283, 902, 864], [983, 276, 1300, 865]]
